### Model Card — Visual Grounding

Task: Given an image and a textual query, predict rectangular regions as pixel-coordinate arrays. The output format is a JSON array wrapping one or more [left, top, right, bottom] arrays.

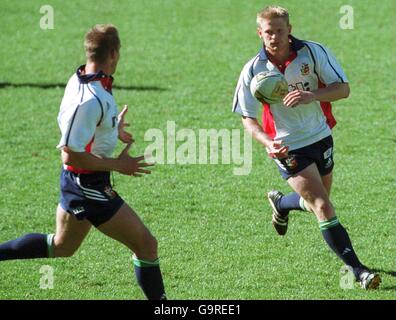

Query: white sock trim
[[46, 233, 55, 258], [299, 197, 307, 211]]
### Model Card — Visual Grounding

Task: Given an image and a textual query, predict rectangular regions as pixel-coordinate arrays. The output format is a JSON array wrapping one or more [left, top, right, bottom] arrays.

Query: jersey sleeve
[[313, 43, 348, 85], [57, 99, 102, 152], [232, 61, 261, 118]]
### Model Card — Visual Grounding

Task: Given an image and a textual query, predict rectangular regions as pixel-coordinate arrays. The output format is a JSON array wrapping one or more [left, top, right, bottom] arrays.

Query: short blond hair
[[256, 6, 290, 27], [84, 24, 120, 64]]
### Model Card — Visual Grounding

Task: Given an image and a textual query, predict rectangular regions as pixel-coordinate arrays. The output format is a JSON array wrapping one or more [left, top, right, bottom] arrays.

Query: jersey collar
[[259, 35, 305, 61], [76, 64, 114, 94]]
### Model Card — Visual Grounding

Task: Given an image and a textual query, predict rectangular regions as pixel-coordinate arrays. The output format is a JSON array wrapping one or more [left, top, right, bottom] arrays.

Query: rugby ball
[[250, 71, 289, 104]]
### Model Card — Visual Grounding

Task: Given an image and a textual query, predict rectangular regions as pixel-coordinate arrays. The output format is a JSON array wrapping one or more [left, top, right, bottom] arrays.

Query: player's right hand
[[116, 143, 154, 176], [266, 140, 289, 159]]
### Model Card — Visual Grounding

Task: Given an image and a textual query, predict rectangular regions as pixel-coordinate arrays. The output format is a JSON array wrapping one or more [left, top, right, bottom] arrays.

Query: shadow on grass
[[0, 81, 167, 92], [381, 285, 396, 292], [372, 269, 396, 277]]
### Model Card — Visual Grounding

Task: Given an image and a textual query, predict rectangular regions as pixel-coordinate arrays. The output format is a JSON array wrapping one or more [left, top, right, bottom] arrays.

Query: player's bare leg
[[267, 163, 318, 236], [268, 164, 334, 235], [287, 164, 334, 222], [96, 202, 166, 300], [287, 163, 380, 289], [0, 204, 91, 261], [279, 169, 333, 215], [321, 171, 333, 196], [97, 203, 157, 260], [53, 205, 92, 257], [268, 164, 325, 236]]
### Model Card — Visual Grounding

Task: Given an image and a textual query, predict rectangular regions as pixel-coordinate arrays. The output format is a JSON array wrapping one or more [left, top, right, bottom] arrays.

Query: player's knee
[[145, 234, 158, 257], [53, 238, 79, 258], [312, 200, 333, 216], [135, 234, 158, 260]]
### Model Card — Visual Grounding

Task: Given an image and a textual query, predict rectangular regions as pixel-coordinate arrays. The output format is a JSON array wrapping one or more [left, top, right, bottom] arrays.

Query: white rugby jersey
[[57, 66, 119, 172], [232, 36, 348, 150]]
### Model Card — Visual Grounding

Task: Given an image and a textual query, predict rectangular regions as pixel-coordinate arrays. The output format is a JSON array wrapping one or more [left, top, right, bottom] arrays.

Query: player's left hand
[[266, 140, 289, 159], [283, 90, 316, 108], [118, 105, 134, 144]]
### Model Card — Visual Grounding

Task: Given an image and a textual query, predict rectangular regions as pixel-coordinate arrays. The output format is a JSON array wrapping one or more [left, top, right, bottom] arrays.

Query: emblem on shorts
[[323, 147, 333, 159], [325, 158, 333, 169], [323, 147, 333, 169], [104, 186, 116, 199], [301, 63, 310, 76], [72, 206, 85, 215], [285, 155, 298, 170]]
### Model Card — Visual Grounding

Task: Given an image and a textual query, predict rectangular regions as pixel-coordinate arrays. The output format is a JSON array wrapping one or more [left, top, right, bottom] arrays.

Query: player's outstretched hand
[[116, 142, 154, 177], [266, 140, 289, 159], [118, 105, 135, 144], [283, 90, 315, 107]]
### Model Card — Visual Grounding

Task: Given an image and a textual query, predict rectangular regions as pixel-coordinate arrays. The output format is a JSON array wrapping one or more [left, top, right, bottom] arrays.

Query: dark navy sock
[[133, 255, 166, 300], [320, 217, 363, 277], [0, 233, 53, 261], [278, 192, 305, 213]]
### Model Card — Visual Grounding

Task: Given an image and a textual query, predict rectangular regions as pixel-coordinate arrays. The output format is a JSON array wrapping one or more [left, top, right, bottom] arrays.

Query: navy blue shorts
[[274, 135, 334, 180], [59, 169, 124, 227]]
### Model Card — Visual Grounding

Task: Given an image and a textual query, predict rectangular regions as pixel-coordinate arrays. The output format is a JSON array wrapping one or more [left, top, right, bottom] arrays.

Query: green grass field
[[0, 0, 394, 299]]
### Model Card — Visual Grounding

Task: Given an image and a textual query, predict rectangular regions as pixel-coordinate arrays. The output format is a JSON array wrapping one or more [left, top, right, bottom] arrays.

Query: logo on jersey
[[300, 63, 310, 76], [289, 81, 310, 92]]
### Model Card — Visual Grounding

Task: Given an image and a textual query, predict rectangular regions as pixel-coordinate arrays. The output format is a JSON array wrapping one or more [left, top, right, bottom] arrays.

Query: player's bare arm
[[241, 116, 289, 159], [283, 82, 350, 108], [62, 143, 152, 176]]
